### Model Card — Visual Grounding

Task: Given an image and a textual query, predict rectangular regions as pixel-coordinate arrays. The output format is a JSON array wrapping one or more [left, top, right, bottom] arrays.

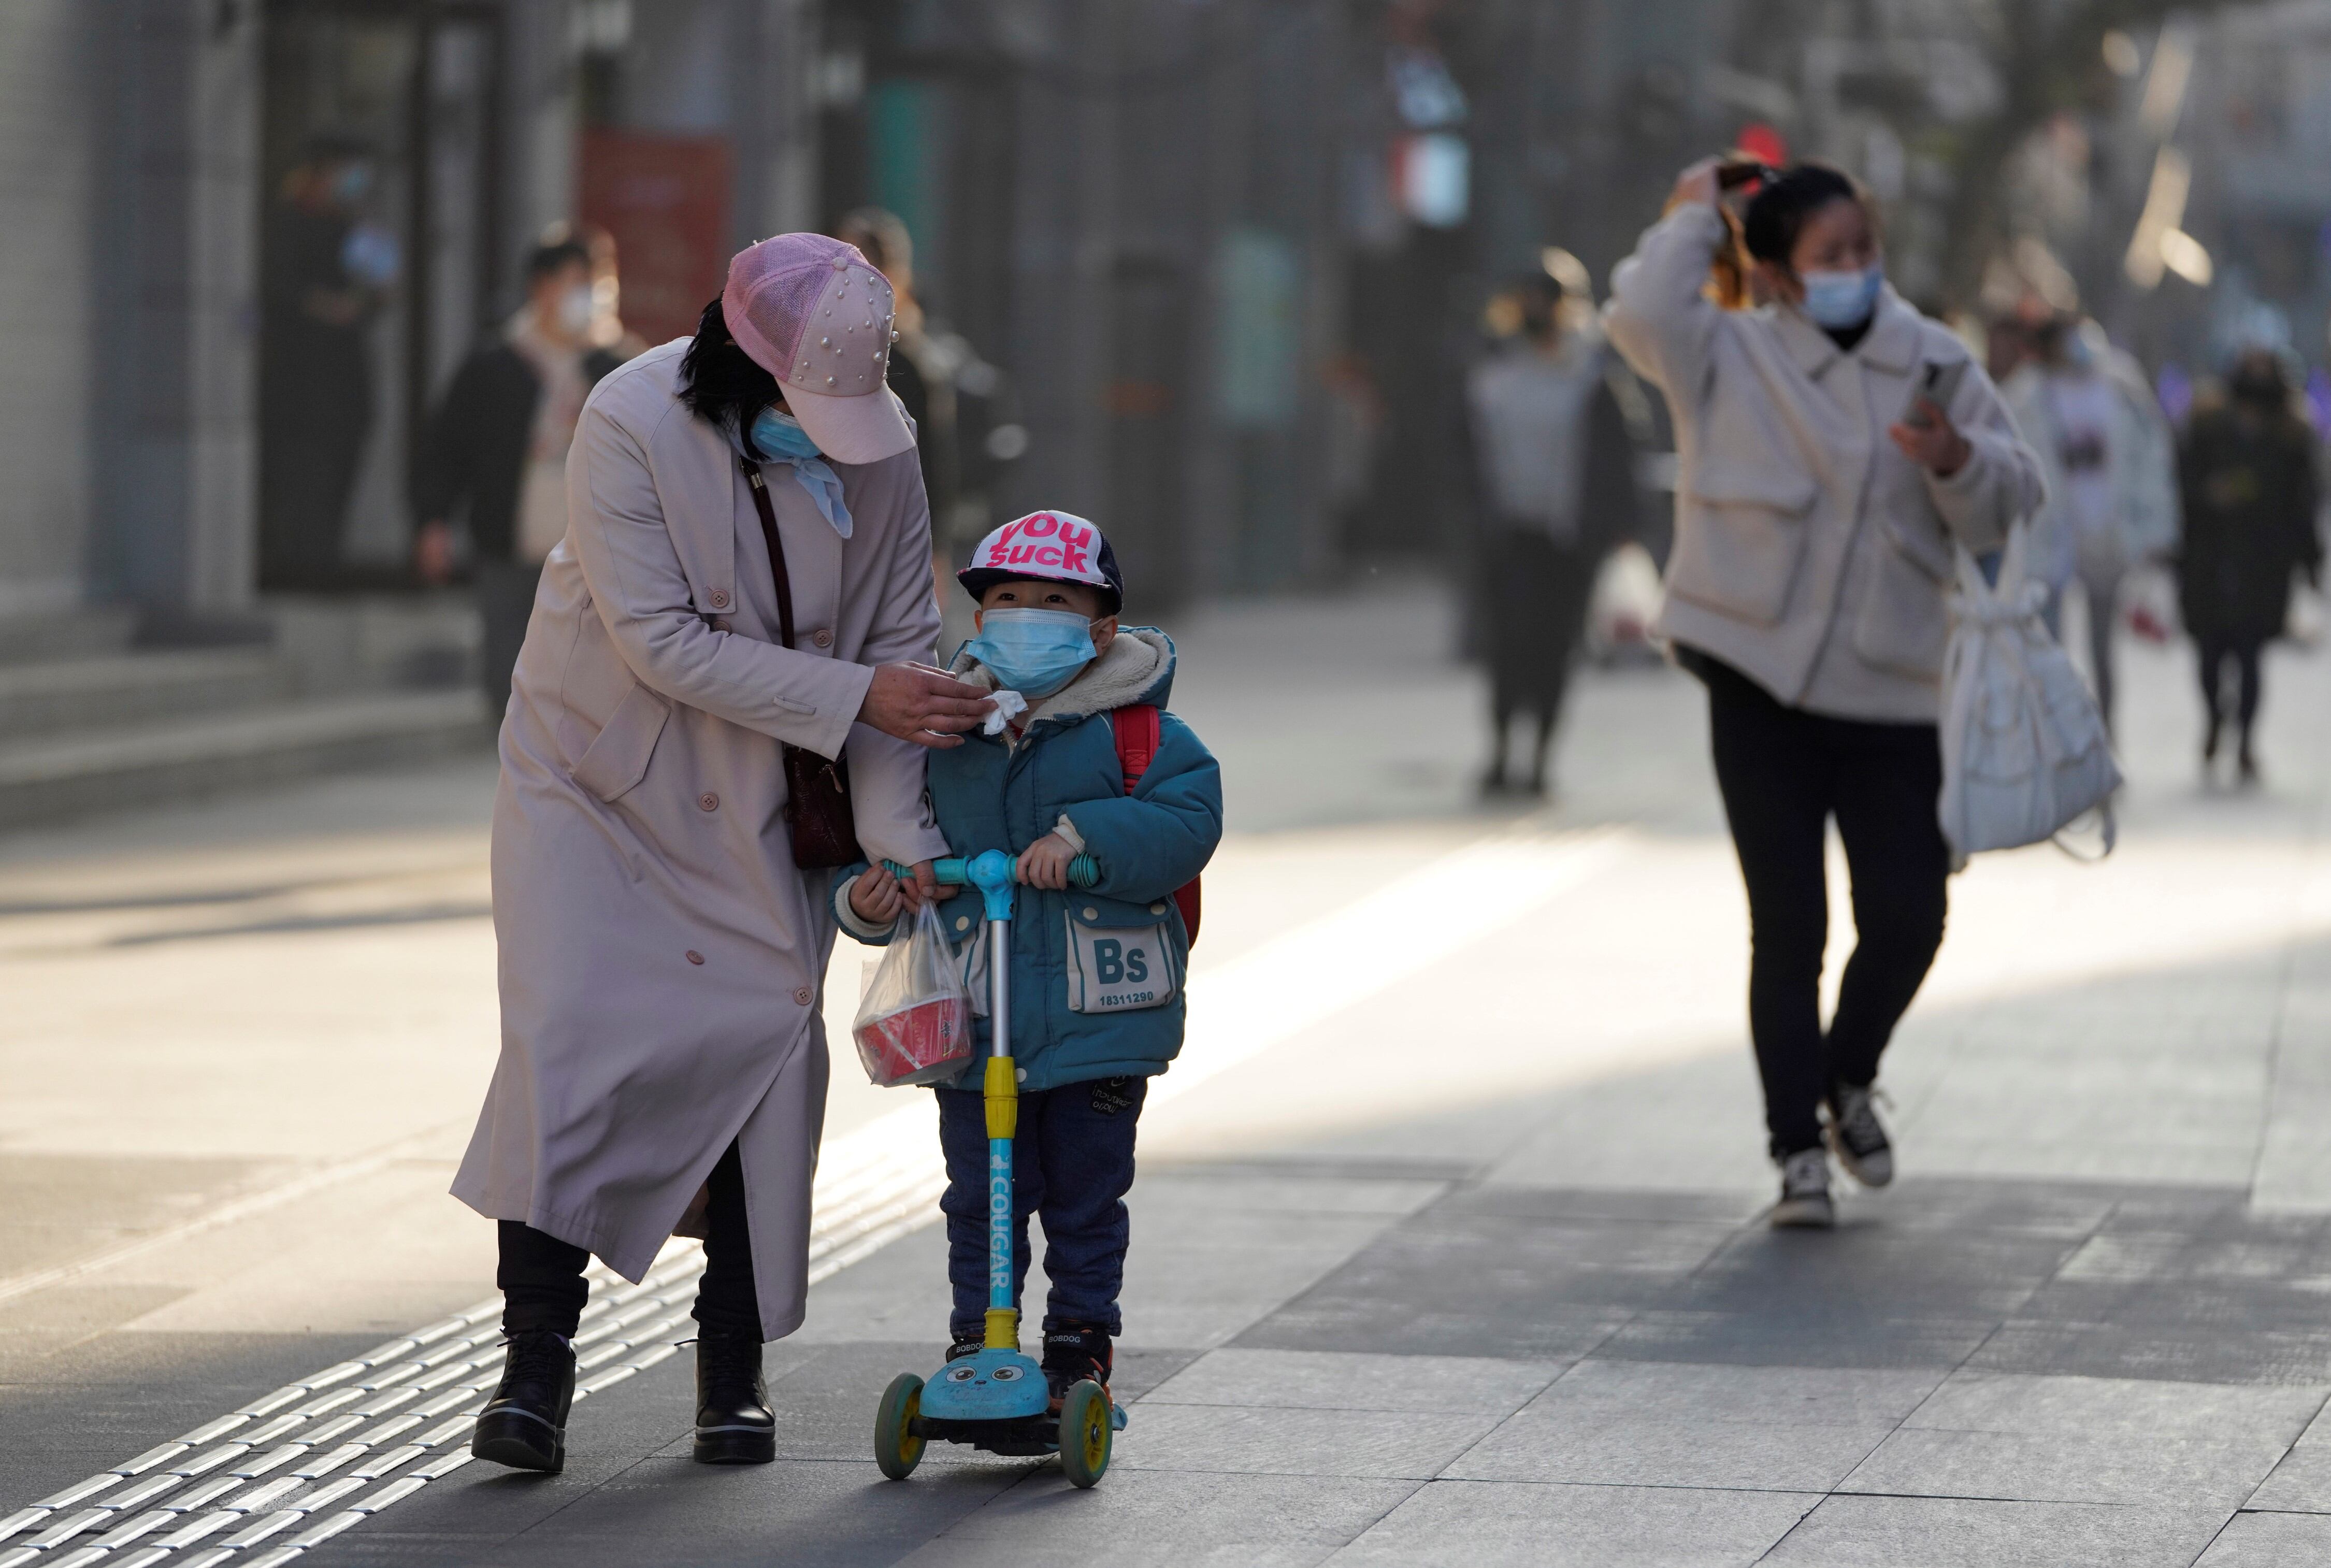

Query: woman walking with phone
[[1606, 161, 2044, 1226]]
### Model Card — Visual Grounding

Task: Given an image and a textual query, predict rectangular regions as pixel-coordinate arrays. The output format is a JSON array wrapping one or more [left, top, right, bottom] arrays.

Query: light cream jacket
[[451, 339, 949, 1339], [1606, 204, 2046, 721]]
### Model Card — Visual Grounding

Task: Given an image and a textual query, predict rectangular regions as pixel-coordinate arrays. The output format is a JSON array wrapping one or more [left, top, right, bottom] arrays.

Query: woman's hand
[[1014, 832, 1077, 890], [1889, 398, 1972, 478], [858, 663, 995, 750], [847, 860, 938, 923], [1671, 157, 1724, 211]]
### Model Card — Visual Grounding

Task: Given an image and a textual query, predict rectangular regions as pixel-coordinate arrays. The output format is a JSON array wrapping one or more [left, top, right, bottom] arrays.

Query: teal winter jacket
[[834, 628, 1222, 1092]]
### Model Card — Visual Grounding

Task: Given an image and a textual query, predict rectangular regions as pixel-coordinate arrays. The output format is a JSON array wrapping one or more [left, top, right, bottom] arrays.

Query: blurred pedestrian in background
[[833, 207, 1025, 653], [1999, 313, 2180, 735], [1608, 159, 2043, 1229], [259, 135, 394, 591], [1465, 272, 1638, 796], [2177, 349, 2323, 786], [412, 230, 632, 717]]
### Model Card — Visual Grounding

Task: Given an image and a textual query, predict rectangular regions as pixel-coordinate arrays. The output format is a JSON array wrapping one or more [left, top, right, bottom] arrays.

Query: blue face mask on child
[[963, 608, 1099, 698], [1798, 265, 1883, 330]]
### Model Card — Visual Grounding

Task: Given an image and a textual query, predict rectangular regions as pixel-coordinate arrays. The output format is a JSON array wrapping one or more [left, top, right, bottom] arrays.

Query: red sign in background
[[579, 131, 735, 349]]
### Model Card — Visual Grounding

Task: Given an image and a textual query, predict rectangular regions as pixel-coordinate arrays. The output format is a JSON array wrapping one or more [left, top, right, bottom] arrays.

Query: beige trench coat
[[451, 339, 949, 1340]]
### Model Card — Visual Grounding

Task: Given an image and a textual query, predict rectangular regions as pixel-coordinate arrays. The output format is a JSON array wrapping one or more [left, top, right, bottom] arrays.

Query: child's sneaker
[[945, 1336, 984, 1363], [1041, 1321, 1113, 1411]]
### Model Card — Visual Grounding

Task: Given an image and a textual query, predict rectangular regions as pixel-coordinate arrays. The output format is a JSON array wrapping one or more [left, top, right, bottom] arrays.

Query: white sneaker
[[1770, 1148, 1834, 1229], [1824, 1084, 1894, 1189]]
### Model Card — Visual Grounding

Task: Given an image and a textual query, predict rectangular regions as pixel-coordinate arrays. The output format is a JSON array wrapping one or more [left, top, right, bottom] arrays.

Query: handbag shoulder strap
[[740, 455, 797, 651]]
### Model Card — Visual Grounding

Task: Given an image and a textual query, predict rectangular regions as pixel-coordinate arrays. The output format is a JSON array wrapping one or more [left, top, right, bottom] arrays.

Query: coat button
[[698, 793, 718, 812], [686, 951, 705, 966], [793, 986, 814, 1005], [812, 628, 832, 649], [712, 617, 732, 632], [1150, 903, 1166, 915], [708, 589, 730, 609], [954, 916, 970, 931], [1082, 907, 1098, 920]]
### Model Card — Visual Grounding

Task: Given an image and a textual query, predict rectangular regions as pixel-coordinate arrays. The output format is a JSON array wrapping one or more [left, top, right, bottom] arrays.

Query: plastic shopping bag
[[1938, 525, 2120, 862], [851, 900, 974, 1087]]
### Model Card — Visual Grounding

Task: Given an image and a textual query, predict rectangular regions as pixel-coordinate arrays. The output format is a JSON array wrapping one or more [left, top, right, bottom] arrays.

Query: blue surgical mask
[[741, 408, 851, 538], [962, 608, 1099, 699], [1799, 265, 1883, 330]]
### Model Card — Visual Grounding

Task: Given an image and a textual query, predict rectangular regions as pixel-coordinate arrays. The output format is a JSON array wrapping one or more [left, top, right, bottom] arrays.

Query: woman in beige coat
[[453, 233, 992, 1473], [1607, 161, 2043, 1229]]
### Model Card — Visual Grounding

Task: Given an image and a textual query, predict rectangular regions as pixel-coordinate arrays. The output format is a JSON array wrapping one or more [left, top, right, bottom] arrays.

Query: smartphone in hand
[[1903, 359, 1969, 429]]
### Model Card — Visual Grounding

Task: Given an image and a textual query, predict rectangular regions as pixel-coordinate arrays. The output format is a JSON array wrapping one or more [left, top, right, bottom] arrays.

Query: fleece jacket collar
[[951, 627, 1175, 730]]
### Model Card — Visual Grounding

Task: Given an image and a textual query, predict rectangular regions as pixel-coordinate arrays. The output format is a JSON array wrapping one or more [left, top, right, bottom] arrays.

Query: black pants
[[936, 1077, 1145, 1343], [2195, 634, 2265, 748], [1692, 653, 1950, 1158], [1483, 529, 1598, 786], [476, 559, 542, 722], [498, 1140, 762, 1341]]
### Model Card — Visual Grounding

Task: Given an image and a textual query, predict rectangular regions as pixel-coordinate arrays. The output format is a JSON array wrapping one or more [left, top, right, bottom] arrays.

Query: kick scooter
[[870, 848, 1124, 1488]]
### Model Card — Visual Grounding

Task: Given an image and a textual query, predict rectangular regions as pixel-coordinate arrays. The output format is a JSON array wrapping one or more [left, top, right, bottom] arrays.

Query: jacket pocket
[[569, 680, 671, 802], [1852, 537, 1951, 681], [1061, 899, 1181, 1015], [1666, 456, 1822, 626]]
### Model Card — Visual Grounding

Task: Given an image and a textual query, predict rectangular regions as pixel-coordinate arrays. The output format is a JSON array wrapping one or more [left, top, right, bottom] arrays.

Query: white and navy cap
[[957, 512, 1123, 614]]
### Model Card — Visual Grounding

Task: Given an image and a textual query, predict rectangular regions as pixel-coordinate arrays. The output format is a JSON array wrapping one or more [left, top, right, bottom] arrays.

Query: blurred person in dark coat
[[832, 209, 1025, 627], [1465, 272, 1638, 796], [2177, 349, 2323, 785], [260, 136, 394, 590], [413, 233, 628, 716]]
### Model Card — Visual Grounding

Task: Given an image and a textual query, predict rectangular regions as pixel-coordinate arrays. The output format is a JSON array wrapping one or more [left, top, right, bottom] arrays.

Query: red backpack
[[1110, 704, 1202, 944]]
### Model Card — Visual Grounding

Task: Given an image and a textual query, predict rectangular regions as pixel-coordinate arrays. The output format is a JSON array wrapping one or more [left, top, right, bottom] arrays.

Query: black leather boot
[[693, 1333, 775, 1464], [470, 1330, 575, 1473]]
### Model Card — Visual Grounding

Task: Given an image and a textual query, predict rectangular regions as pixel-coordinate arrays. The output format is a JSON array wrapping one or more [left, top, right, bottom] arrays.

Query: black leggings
[[498, 1139, 762, 1341], [2195, 635, 2265, 745], [1692, 654, 1951, 1158]]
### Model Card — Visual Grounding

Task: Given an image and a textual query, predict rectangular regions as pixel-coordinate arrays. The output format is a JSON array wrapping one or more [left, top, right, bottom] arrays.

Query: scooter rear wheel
[[1057, 1379, 1112, 1488], [874, 1372, 926, 1480]]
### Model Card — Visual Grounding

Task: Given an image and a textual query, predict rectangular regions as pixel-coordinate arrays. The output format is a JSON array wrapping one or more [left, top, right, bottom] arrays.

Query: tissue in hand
[[982, 689, 1029, 735]]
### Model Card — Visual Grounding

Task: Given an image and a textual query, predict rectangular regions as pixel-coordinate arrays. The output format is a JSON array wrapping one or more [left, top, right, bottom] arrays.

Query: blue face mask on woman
[[962, 608, 1099, 698], [1799, 266, 1883, 330], [742, 407, 852, 538]]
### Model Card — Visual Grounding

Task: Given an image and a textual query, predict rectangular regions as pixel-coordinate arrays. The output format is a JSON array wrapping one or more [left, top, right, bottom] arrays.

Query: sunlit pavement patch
[[0, 824, 1624, 1564], [0, 1102, 956, 1567]]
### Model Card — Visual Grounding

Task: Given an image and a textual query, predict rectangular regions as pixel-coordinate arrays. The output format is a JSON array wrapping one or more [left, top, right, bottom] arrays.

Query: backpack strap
[[1109, 702, 1202, 943], [1111, 703, 1160, 794]]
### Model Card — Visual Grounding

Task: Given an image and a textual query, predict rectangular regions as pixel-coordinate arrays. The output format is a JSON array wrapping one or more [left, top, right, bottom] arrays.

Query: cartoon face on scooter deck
[[869, 848, 1121, 1486], [917, 1346, 1051, 1423]]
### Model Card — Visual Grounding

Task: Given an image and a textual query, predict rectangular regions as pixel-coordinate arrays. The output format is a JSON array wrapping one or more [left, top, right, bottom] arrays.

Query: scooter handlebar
[[881, 854, 1100, 888]]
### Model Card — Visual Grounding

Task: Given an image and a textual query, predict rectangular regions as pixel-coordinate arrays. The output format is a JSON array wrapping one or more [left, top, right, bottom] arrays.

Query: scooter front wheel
[[1057, 1379, 1112, 1488], [874, 1372, 926, 1480]]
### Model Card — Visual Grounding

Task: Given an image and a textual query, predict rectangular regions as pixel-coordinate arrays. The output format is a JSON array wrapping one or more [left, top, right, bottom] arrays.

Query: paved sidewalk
[[4, 589, 2330, 1565]]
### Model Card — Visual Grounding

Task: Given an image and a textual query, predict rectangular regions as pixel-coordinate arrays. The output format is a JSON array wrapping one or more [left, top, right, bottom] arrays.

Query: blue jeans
[[935, 1075, 1146, 1341]]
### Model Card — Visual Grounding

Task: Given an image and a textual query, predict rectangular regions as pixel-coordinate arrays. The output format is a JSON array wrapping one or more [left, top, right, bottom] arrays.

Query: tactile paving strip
[[0, 1106, 947, 1565]]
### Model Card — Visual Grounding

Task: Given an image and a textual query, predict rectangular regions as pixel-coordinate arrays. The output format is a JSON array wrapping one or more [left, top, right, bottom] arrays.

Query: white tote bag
[[1937, 525, 2122, 861]]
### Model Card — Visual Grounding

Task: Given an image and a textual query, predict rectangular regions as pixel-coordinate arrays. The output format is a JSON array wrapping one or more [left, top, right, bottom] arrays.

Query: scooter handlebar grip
[[1068, 854, 1100, 887], [881, 857, 970, 885]]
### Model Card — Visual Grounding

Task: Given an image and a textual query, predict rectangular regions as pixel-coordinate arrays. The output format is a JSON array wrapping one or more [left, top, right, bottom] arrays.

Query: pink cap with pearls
[[720, 233, 914, 464]]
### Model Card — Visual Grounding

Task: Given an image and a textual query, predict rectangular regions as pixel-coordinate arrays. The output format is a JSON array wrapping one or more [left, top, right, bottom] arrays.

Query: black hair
[[1742, 163, 1866, 267], [677, 298, 781, 445], [523, 238, 591, 284]]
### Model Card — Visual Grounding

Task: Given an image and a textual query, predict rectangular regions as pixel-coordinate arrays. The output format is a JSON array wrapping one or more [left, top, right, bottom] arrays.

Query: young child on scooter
[[836, 511, 1222, 1408]]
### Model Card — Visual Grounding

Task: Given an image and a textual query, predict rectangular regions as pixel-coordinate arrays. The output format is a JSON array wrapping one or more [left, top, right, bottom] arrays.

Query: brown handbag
[[741, 455, 860, 868]]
